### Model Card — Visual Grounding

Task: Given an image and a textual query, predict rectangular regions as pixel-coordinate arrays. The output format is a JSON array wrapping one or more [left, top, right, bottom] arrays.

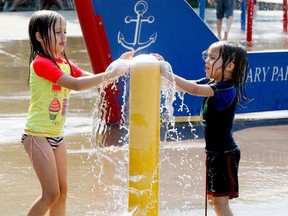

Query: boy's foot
[[217, 34, 222, 41]]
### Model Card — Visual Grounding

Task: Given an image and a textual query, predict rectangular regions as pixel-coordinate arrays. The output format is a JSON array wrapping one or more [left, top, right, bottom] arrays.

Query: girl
[[158, 41, 250, 216], [22, 10, 134, 216]]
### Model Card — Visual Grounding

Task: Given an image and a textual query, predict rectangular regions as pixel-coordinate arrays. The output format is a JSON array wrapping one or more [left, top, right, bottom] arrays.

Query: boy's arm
[[160, 61, 214, 97]]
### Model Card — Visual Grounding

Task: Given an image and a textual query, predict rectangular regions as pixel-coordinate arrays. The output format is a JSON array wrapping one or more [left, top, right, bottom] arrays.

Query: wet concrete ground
[[0, 8, 288, 216], [205, 9, 288, 51], [0, 122, 287, 215]]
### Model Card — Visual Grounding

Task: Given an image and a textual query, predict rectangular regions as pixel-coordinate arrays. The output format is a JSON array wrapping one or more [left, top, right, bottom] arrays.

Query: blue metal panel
[[91, 0, 217, 116], [89, 0, 288, 116], [242, 51, 288, 113]]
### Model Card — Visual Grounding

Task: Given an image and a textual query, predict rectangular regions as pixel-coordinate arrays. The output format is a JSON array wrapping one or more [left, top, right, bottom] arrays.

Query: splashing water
[[159, 61, 198, 142], [82, 55, 201, 215]]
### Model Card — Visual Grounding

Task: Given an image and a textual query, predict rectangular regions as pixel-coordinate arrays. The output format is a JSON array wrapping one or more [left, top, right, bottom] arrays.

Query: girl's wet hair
[[214, 41, 251, 106], [27, 10, 72, 85]]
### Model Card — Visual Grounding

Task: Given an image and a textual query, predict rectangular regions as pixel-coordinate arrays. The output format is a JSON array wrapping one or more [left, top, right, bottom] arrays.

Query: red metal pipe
[[74, 0, 122, 124], [283, 0, 287, 32], [246, 0, 254, 44], [73, 0, 112, 73]]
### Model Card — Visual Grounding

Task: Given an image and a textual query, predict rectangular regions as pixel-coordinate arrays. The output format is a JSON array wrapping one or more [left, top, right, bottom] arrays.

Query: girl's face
[[203, 43, 223, 82], [48, 18, 67, 57]]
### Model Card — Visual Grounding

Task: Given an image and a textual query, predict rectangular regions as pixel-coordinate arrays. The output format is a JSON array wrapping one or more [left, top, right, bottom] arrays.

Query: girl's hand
[[119, 51, 135, 60], [104, 59, 130, 84], [102, 51, 134, 84]]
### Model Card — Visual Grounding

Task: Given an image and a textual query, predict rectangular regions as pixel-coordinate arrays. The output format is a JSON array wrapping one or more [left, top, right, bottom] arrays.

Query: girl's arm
[[56, 71, 115, 91], [57, 51, 134, 91]]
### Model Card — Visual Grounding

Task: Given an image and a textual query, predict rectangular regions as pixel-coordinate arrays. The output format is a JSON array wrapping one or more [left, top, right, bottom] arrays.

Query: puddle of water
[[0, 36, 288, 215]]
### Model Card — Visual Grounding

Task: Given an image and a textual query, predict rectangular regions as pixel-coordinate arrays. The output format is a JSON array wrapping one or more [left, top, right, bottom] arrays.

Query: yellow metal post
[[129, 57, 161, 215]]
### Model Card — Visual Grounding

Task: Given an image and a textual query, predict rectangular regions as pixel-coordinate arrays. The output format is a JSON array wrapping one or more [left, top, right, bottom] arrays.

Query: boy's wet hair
[[210, 41, 251, 106]]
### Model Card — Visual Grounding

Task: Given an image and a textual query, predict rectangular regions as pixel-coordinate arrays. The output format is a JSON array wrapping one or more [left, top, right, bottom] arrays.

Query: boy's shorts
[[206, 148, 240, 199], [214, 0, 235, 19]]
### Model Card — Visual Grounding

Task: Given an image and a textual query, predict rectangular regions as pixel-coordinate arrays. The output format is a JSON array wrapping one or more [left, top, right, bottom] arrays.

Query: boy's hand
[[160, 61, 174, 82], [150, 53, 165, 61], [208, 0, 214, 5]]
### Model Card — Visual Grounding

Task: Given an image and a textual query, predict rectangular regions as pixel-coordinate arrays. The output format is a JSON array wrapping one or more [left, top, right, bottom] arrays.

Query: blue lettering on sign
[[271, 66, 288, 81], [247, 66, 288, 82]]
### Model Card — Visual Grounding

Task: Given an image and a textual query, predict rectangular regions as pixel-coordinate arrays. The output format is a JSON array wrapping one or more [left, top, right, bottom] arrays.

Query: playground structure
[[73, 0, 288, 214], [74, 0, 288, 118]]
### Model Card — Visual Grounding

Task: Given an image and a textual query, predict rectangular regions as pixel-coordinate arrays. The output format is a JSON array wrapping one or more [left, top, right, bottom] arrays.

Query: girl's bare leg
[[23, 136, 61, 216], [49, 140, 68, 216]]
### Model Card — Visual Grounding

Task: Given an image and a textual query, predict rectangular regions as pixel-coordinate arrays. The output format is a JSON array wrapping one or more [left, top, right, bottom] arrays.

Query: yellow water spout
[[129, 56, 161, 215]]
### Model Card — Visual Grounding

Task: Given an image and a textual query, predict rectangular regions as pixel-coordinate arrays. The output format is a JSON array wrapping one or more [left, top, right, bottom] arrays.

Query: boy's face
[[203, 43, 223, 81]]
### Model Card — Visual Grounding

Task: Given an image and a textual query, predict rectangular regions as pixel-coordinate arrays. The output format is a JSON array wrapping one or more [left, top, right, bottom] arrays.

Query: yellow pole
[[129, 56, 161, 215]]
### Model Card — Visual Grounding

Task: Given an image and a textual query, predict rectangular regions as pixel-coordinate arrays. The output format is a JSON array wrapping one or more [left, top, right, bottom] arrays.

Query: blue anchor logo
[[117, 1, 157, 52]]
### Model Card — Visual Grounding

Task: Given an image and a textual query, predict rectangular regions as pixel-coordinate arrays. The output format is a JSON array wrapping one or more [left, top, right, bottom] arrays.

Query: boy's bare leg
[[216, 19, 223, 40]]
